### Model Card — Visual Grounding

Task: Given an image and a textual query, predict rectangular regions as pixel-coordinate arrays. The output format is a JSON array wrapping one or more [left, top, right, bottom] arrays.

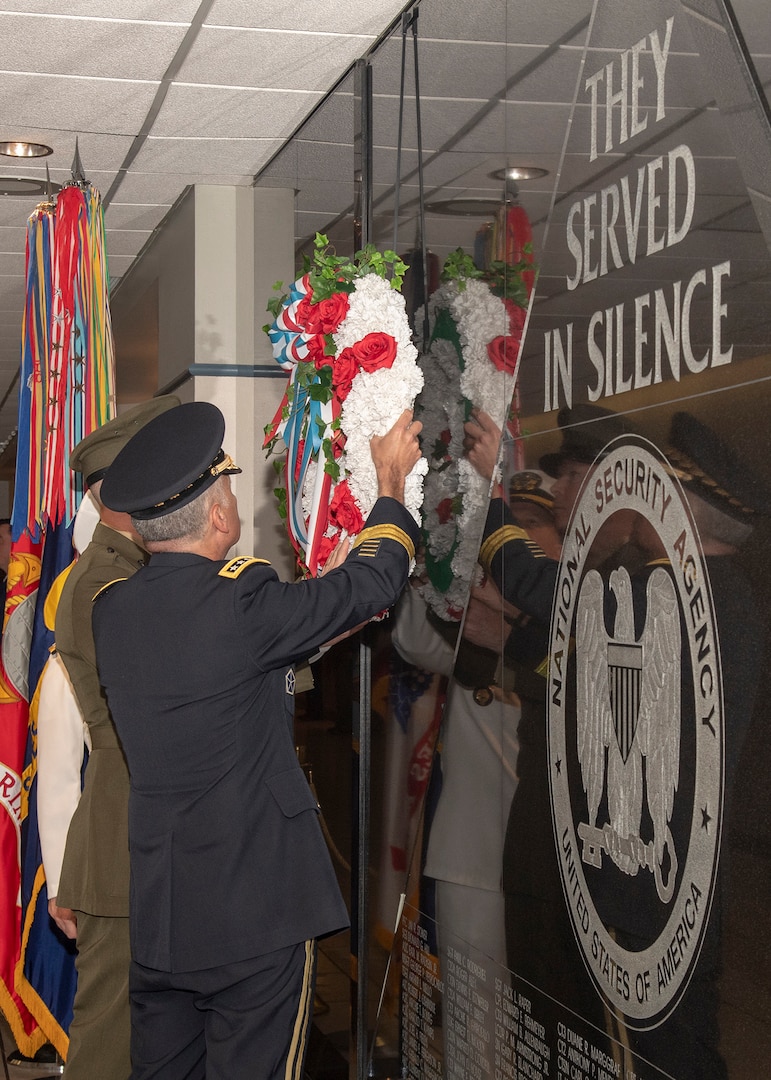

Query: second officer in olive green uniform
[[52, 396, 179, 1080]]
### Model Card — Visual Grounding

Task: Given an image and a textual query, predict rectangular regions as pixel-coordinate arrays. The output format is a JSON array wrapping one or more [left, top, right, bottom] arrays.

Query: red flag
[[0, 534, 45, 1054]]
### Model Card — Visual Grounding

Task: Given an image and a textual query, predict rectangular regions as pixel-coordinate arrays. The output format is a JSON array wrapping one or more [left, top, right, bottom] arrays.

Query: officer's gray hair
[[684, 490, 753, 548], [132, 480, 220, 543], [88, 478, 104, 508]]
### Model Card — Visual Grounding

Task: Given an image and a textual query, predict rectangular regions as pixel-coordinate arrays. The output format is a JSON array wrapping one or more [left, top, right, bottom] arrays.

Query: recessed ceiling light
[[0, 175, 60, 197], [0, 141, 53, 159], [489, 166, 549, 182], [426, 198, 506, 217]]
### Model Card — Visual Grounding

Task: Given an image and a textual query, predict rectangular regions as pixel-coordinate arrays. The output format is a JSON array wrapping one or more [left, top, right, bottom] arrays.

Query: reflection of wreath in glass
[[415, 250, 533, 620], [263, 234, 427, 577]]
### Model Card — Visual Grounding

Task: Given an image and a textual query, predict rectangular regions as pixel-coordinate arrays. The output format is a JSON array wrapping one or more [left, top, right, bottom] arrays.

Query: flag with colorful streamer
[[0, 164, 116, 1058], [0, 533, 46, 1054], [13, 179, 115, 539]]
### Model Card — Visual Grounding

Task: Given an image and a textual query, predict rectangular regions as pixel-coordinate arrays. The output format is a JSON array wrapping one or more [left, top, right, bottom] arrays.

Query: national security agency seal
[[548, 435, 723, 1026]]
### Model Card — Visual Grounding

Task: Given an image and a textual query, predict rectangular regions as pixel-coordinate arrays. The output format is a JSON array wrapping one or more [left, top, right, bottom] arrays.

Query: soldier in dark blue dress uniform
[[91, 401, 422, 1080]]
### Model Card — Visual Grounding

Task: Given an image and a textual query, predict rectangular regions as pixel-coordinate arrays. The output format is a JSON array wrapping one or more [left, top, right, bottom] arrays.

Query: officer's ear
[[210, 496, 229, 535]]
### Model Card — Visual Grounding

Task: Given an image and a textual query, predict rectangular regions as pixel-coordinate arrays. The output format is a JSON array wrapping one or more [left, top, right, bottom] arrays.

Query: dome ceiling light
[[489, 166, 549, 182], [0, 140, 53, 158], [0, 175, 60, 197]]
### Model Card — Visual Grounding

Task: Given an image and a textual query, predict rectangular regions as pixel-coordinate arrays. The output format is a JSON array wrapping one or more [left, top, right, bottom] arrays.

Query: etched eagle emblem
[[575, 566, 681, 902]]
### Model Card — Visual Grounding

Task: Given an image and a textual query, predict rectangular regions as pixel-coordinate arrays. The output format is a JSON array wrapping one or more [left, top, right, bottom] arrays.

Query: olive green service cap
[[69, 395, 181, 486], [667, 411, 771, 524], [100, 401, 241, 520]]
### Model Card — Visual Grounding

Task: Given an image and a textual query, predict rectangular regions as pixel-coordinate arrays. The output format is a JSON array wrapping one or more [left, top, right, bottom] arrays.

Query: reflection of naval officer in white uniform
[[393, 581, 519, 955], [392, 471, 559, 1078]]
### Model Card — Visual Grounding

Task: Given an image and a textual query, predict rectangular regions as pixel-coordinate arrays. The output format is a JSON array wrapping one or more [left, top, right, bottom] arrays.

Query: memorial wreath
[[264, 233, 427, 577], [415, 248, 533, 620]]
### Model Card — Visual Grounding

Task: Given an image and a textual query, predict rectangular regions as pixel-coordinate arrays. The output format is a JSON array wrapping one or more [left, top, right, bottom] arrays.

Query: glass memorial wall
[[256, 1, 771, 1077]]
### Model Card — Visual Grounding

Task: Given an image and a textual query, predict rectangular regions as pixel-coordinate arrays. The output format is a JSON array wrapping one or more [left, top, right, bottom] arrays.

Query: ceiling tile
[[149, 83, 321, 138], [0, 12, 192, 79]]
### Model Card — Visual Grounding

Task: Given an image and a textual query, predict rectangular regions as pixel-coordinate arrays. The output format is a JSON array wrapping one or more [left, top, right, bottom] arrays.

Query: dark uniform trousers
[[129, 941, 317, 1080]]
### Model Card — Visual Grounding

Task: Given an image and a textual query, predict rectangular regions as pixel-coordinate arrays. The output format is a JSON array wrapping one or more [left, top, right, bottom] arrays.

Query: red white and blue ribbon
[[265, 274, 334, 563]]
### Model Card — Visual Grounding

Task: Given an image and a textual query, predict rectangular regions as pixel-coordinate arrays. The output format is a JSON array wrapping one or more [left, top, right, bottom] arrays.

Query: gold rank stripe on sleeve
[[218, 556, 271, 579], [479, 524, 539, 570], [353, 524, 416, 560], [91, 577, 129, 603]]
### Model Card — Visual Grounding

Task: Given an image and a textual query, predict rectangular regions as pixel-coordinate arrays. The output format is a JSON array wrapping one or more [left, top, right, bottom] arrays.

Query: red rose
[[306, 292, 350, 335], [306, 334, 333, 369], [295, 293, 314, 330], [316, 532, 339, 571], [329, 480, 364, 534], [436, 497, 454, 525], [487, 334, 522, 375], [333, 347, 359, 400], [503, 298, 526, 338], [351, 332, 397, 373]]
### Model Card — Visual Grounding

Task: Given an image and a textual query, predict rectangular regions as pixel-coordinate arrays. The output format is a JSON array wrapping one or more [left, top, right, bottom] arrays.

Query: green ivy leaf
[[441, 248, 484, 288], [308, 383, 332, 403], [273, 486, 288, 521]]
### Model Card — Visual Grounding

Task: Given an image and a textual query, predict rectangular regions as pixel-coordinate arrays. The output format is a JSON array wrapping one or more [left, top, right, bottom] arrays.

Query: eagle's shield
[[607, 641, 642, 763]]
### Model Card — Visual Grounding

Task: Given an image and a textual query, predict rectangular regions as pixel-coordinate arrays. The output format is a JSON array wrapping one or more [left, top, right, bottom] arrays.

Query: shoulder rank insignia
[[92, 577, 128, 603], [218, 556, 270, 579]]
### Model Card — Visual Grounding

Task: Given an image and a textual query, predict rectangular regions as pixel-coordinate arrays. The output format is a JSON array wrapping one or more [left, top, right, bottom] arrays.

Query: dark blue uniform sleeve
[[235, 496, 420, 671], [479, 498, 559, 627]]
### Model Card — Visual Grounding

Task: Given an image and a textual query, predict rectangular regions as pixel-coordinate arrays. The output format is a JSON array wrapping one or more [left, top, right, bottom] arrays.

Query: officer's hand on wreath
[[463, 408, 501, 485], [370, 409, 422, 502], [319, 534, 353, 574], [48, 897, 78, 940]]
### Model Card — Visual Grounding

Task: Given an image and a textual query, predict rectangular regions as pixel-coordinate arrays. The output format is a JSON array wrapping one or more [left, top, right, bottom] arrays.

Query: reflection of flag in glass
[[373, 649, 445, 1022], [375, 652, 445, 948], [0, 174, 115, 1056]]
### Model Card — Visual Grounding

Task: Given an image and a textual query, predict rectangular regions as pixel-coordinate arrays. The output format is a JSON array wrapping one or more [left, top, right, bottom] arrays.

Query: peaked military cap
[[69, 395, 180, 485], [540, 403, 636, 478], [508, 469, 555, 510], [100, 401, 241, 519], [667, 411, 771, 524]]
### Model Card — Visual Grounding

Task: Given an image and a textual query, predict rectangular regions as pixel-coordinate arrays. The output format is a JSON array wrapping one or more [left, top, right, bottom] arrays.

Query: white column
[[191, 185, 297, 578]]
